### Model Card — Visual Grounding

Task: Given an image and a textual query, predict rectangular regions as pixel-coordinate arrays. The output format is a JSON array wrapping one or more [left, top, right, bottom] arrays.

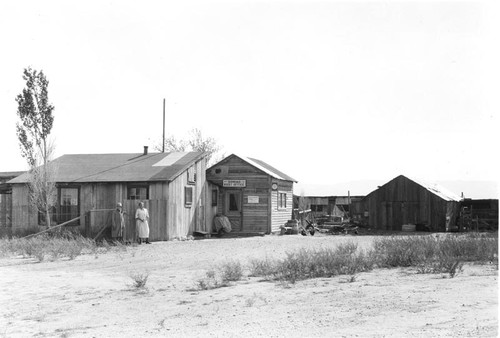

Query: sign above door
[[223, 179, 246, 188]]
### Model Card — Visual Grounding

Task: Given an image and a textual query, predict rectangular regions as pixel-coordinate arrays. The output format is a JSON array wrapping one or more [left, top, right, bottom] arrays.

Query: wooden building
[[8, 149, 209, 240], [350, 175, 461, 231], [0, 171, 25, 235], [459, 198, 498, 231], [206, 154, 297, 234]]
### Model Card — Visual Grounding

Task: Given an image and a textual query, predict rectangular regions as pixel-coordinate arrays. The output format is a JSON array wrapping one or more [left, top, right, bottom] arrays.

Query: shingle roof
[[8, 152, 206, 184]]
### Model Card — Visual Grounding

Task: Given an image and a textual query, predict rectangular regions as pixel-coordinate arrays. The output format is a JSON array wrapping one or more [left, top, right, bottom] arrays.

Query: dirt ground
[[0, 234, 498, 338]]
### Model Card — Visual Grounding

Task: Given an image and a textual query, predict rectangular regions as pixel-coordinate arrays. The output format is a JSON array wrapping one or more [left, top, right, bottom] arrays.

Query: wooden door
[[225, 191, 242, 231]]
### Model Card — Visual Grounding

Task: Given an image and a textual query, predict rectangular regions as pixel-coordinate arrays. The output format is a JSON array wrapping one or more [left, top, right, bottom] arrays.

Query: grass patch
[[0, 232, 121, 262], [248, 243, 374, 284], [373, 233, 497, 277]]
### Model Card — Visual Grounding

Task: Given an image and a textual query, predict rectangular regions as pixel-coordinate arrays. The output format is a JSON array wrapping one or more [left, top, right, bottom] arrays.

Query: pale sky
[[0, 0, 498, 198]]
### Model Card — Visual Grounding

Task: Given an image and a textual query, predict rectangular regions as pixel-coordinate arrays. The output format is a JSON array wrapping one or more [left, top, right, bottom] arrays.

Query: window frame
[[185, 186, 193, 207], [127, 184, 149, 200], [278, 191, 287, 210], [187, 166, 196, 185], [58, 186, 81, 226], [211, 189, 218, 207]]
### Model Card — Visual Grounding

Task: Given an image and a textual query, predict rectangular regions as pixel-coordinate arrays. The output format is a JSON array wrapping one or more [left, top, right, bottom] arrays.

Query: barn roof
[[407, 176, 462, 202], [8, 152, 206, 184], [364, 175, 462, 202]]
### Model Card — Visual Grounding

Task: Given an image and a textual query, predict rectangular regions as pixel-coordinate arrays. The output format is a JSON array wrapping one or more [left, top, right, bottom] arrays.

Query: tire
[[306, 225, 315, 236]]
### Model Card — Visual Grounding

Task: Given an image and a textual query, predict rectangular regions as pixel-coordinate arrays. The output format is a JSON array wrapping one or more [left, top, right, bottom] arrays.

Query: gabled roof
[[209, 154, 297, 182], [364, 175, 461, 202], [9, 152, 206, 184]]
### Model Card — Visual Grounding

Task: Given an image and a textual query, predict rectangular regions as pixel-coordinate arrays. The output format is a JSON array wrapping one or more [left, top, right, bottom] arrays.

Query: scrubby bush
[[373, 233, 497, 276], [129, 271, 149, 289], [219, 260, 243, 283], [0, 233, 114, 262], [193, 261, 244, 290], [248, 257, 278, 280], [249, 243, 374, 284]]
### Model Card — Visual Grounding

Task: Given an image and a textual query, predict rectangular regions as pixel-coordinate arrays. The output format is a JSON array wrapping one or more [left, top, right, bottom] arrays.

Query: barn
[[7, 149, 209, 240], [205, 154, 297, 234], [350, 175, 461, 232]]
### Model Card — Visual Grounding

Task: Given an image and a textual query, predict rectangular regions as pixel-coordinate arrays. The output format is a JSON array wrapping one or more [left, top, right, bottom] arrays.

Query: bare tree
[[15, 67, 57, 227], [27, 143, 58, 226], [156, 128, 223, 165]]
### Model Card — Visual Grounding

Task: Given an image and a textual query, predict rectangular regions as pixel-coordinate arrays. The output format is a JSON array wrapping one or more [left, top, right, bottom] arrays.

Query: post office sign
[[223, 179, 246, 188]]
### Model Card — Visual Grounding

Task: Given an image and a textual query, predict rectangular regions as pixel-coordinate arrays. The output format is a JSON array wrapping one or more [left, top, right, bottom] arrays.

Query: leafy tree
[[15, 67, 57, 227], [156, 128, 223, 165]]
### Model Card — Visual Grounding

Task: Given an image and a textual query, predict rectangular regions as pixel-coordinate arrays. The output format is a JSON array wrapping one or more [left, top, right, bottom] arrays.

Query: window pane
[[59, 188, 79, 224], [185, 186, 193, 205], [229, 193, 239, 211]]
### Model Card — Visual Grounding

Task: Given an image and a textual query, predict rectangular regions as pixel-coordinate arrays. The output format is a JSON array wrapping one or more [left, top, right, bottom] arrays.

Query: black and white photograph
[[0, 0, 498, 337]]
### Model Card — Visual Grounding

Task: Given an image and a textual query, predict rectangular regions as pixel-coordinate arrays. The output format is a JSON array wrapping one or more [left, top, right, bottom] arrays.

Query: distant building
[[350, 175, 461, 231], [293, 195, 364, 219]]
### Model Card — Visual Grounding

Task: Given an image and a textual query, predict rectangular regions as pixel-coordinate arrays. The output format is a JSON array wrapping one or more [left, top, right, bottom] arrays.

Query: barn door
[[225, 191, 242, 231]]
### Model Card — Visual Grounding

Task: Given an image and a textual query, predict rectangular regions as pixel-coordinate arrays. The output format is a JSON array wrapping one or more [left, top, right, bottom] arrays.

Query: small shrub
[[194, 269, 226, 290], [248, 258, 276, 279], [219, 261, 243, 283], [130, 271, 149, 289]]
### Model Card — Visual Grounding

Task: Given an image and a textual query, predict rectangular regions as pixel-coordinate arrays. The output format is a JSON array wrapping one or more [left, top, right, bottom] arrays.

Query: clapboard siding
[[270, 180, 294, 233]]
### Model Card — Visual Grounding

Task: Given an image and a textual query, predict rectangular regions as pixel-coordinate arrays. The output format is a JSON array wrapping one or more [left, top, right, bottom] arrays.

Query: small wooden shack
[[350, 175, 461, 231], [206, 154, 297, 234], [8, 150, 208, 240]]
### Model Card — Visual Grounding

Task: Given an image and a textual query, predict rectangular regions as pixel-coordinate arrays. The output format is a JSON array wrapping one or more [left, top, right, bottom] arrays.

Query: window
[[278, 192, 287, 209], [187, 166, 196, 184], [185, 186, 193, 206], [59, 187, 80, 225], [128, 185, 149, 200], [227, 192, 241, 212], [211, 189, 218, 206]]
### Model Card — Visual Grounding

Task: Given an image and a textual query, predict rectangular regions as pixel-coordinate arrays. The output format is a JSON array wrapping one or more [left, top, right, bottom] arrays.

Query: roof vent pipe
[[144, 146, 148, 155]]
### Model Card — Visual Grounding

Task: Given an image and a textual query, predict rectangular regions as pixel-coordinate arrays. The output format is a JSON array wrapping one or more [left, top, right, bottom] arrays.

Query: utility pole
[[162, 98, 165, 153]]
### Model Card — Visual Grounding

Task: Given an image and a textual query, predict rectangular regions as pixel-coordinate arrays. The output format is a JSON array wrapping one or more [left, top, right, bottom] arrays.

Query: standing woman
[[135, 202, 151, 244]]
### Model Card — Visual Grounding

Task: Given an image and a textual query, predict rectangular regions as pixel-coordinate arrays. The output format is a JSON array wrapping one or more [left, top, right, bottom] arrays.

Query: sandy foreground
[[0, 234, 497, 338]]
